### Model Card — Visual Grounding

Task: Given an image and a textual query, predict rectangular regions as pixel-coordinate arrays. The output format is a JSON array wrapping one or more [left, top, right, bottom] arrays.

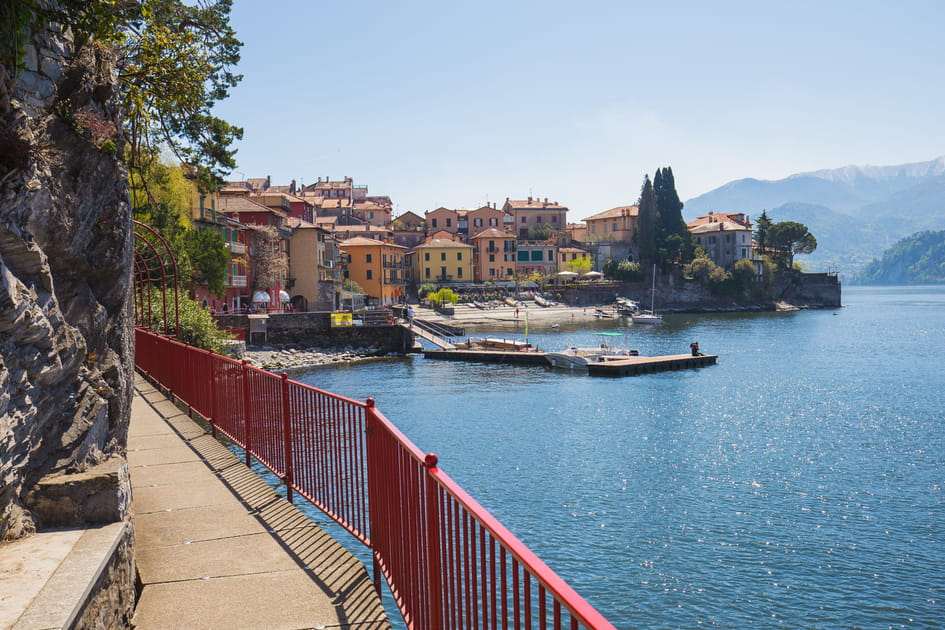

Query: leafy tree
[[636, 175, 658, 267], [418, 282, 437, 298], [428, 288, 459, 308], [732, 258, 756, 292], [343, 278, 365, 294], [184, 228, 230, 297], [602, 258, 641, 281], [567, 256, 593, 275], [767, 221, 817, 267], [754, 210, 772, 255], [530, 223, 554, 240], [117, 0, 243, 193]]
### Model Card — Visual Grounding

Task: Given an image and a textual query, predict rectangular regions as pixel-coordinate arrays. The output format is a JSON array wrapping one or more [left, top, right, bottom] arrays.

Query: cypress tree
[[755, 210, 772, 256], [637, 175, 658, 267], [654, 167, 694, 264]]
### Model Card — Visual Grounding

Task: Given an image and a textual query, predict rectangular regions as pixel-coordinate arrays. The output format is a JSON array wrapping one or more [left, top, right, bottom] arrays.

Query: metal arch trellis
[[133, 220, 181, 338]]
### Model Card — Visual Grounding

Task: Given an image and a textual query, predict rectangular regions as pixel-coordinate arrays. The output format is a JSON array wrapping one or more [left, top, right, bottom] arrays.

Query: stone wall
[[216, 312, 415, 353], [0, 11, 134, 544]]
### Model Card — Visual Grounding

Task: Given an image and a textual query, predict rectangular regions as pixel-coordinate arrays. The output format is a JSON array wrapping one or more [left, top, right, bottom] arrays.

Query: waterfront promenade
[[129, 376, 389, 629]]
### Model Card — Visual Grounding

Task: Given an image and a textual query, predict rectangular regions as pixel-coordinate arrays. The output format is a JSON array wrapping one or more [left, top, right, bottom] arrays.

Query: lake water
[[289, 285, 945, 628]]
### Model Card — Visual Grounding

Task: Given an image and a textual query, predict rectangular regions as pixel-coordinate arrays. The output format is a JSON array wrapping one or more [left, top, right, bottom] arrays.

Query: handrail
[[134, 328, 615, 630]]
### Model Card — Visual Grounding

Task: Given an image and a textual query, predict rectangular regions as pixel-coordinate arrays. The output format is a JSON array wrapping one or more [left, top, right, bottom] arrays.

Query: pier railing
[[134, 328, 615, 630]]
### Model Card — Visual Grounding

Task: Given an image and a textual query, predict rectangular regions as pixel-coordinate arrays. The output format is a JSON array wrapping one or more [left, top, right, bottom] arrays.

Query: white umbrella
[[252, 290, 271, 303], [557, 271, 578, 277], [584, 271, 604, 277], [279, 290, 290, 303]]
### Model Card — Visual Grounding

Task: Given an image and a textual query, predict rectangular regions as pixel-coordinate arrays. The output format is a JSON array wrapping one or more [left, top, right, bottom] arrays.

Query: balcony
[[435, 275, 453, 282], [227, 241, 246, 255], [226, 275, 248, 288]]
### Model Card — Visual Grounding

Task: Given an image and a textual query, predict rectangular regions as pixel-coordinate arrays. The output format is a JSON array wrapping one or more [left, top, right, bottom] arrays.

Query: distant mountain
[[856, 230, 945, 285], [684, 157, 945, 276]]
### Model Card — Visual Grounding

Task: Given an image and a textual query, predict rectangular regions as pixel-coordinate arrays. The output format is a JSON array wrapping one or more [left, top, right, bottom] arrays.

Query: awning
[[252, 290, 271, 303], [279, 290, 290, 303]]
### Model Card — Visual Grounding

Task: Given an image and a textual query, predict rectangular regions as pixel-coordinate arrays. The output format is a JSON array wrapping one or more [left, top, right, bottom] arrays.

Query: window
[[440, 252, 446, 261], [446, 218, 452, 227], [424, 252, 430, 261], [741, 248, 747, 258], [725, 234, 733, 243], [432, 218, 438, 228], [425, 267, 430, 278], [366, 269, 373, 280], [457, 267, 463, 278], [612, 222, 617, 232], [507, 268, 514, 276], [521, 217, 527, 224], [547, 250, 553, 261], [489, 218, 498, 226], [531, 251, 542, 261], [440, 266, 447, 278], [366, 253, 372, 263], [490, 268, 496, 277], [536, 216, 542, 223], [457, 252, 463, 261], [474, 218, 482, 227], [489, 254, 495, 262], [517, 251, 529, 262], [551, 215, 558, 223], [561, 253, 566, 261], [709, 236, 717, 244]]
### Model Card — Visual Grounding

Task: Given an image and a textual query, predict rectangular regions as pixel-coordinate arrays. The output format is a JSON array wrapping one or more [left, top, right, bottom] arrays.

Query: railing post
[[425, 452, 444, 630], [242, 359, 252, 467], [281, 372, 293, 503], [364, 398, 383, 600], [184, 343, 193, 418], [208, 351, 217, 438]]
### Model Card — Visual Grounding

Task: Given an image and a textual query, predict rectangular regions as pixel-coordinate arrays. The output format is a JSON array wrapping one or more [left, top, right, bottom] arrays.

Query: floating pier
[[422, 349, 718, 375], [586, 353, 717, 376]]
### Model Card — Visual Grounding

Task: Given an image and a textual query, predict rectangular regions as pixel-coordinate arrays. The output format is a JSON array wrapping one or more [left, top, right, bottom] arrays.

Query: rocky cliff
[[1, 16, 133, 539]]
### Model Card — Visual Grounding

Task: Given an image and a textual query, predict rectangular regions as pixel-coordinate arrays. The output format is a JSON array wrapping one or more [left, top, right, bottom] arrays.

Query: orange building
[[339, 237, 407, 306], [470, 227, 516, 282]]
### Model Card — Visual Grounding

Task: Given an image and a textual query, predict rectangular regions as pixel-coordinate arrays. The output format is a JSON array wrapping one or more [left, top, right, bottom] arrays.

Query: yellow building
[[557, 247, 592, 272], [339, 237, 407, 306], [414, 237, 474, 285], [584, 205, 638, 242], [470, 227, 516, 282]]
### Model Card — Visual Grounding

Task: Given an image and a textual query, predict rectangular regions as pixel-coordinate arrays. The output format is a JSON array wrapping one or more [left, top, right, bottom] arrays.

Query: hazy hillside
[[856, 231, 945, 285], [684, 157, 945, 276]]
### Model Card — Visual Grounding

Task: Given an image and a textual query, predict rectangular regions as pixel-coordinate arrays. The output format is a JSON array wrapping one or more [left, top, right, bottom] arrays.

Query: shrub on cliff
[[146, 291, 233, 352]]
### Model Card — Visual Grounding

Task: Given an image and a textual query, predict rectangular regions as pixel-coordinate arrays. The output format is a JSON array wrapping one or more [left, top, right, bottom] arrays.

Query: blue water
[[290, 286, 945, 628]]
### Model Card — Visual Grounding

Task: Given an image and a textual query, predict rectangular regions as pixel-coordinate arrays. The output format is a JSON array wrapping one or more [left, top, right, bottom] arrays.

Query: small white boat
[[631, 265, 662, 325], [630, 311, 663, 325], [545, 333, 637, 370]]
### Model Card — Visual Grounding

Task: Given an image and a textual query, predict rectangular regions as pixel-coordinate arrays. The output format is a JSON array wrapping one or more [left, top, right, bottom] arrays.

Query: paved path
[[129, 376, 390, 630]]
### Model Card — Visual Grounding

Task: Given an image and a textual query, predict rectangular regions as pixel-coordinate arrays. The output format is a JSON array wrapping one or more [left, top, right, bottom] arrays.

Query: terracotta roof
[[584, 205, 638, 221], [339, 236, 406, 249], [287, 217, 317, 229], [687, 212, 752, 229], [416, 238, 474, 249], [217, 195, 285, 216], [470, 227, 510, 239], [505, 198, 568, 210], [394, 211, 424, 222], [689, 222, 752, 234], [558, 247, 589, 254]]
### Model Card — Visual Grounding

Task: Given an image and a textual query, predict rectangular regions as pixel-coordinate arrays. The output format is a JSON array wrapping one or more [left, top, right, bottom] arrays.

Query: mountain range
[[684, 156, 945, 276]]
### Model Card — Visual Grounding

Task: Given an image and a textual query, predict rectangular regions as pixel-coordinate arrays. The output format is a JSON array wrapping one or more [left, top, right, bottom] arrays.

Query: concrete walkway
[[129, 376, 390, 630]]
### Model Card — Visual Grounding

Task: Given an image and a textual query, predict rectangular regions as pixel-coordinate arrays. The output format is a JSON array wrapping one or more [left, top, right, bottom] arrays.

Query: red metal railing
[[134, 328, 615, 630]]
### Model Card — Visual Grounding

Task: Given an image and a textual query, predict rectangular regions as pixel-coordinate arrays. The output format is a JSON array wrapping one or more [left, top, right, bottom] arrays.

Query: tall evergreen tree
[[636, 175, 658, 267], [653, 166, 694, 264], [754, 210, 772, 255]]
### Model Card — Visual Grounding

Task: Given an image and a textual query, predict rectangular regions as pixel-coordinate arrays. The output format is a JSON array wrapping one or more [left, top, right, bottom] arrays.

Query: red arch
[[133, 220, 180, 338]]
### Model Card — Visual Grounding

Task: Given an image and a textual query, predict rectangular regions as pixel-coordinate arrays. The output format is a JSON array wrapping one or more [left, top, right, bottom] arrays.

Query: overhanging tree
[[767, 221, 817, 267]]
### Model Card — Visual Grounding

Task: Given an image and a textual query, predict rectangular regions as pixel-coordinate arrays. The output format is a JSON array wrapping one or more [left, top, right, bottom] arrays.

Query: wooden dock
[[422, 349, 718, 375], [586, 353, 718, 376], [422, 349, 548, 365]]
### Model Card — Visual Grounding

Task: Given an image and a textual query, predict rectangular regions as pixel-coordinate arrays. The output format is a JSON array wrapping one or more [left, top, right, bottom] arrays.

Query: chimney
[[290, 179, 296, 194], [266, 175, 271, 188], [528, 196, 532, 203]]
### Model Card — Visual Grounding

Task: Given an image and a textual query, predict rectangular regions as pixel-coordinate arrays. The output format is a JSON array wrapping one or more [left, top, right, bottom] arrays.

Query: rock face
[[0, 18, 133, 538]]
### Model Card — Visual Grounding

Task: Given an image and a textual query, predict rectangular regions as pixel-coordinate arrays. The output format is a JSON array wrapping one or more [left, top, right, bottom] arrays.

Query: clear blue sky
[[215, 0, 945, 220]]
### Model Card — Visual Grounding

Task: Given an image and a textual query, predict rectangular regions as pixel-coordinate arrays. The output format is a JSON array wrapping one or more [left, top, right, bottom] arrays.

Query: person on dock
[[690, 341, 702, 356]]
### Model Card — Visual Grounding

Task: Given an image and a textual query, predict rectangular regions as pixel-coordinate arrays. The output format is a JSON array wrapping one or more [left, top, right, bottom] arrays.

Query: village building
[[687, 212, 754, 268], [339, 236, 407, 306], [286, 217, 342, 312], [502, 197, 568, 240], [413, 236, 475, 286], [469, 227, 516, 282], [190, 193, 251, 313], [515, 241, 558, 277], [424, 207, 460, 237]]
